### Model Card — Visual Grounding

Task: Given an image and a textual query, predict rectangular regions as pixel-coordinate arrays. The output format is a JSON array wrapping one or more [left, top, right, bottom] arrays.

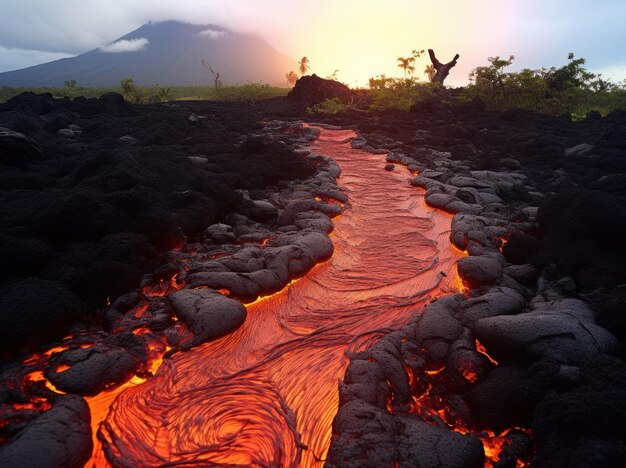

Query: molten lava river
[[88, 128, 464, 466]]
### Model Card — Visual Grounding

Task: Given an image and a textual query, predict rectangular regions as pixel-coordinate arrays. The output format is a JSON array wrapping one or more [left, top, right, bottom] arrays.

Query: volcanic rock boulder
[[169, 289, 247, 346], [467, 364, 557, 431], [187, 229, 333, 300], [242, 199, 278, 223], [457, 254, 505, 287], [327, 400, 484, 468], [502, 232, 539, 265], [287, 74, 354, 108], [0, 395, 92, 468], [460, 287, 526, 324], [0, 279, 82, 356], [0, 127, 44, 169], [45, 333, 146, 395], [4, 92, 56, 114], [471, 298, 618, 364]]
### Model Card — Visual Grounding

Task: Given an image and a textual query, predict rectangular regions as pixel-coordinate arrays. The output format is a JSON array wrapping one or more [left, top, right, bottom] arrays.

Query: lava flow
[[89, 128, 464, 466]]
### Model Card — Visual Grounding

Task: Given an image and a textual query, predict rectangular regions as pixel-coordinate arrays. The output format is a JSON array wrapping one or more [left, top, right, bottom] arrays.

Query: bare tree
[[201, 58, 221, 91], [427, 49, 459, 85]]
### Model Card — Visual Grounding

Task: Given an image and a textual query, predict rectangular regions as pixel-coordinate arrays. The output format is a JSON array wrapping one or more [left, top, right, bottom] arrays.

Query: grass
[[0, 83, 289, 104]]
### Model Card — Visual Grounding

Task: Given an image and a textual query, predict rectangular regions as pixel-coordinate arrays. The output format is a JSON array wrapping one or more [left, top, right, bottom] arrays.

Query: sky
[[0, 0, 625, 87]]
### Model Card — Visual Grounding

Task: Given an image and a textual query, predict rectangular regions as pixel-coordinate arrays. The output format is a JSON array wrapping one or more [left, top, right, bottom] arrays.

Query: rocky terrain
[[0, 92, 326, 357], [1, 78, 625, 467], [310, 92, 626, 467]]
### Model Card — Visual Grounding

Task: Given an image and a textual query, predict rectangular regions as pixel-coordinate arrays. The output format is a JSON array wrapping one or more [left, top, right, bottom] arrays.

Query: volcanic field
[[1, 76, 626, 467]]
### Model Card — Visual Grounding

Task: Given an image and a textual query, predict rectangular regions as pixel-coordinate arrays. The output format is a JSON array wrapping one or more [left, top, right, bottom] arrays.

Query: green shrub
[[467, 53, 626, 117], [368, 79, 441, 111], [307, 97, 348, 114]]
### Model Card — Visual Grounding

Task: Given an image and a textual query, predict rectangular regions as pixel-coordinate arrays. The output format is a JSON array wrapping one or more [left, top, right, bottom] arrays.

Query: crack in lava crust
[[90, 128, 464, 466]]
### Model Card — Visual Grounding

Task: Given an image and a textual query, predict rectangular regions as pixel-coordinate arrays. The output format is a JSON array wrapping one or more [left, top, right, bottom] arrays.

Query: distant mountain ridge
[[0, 21, 297, 87]]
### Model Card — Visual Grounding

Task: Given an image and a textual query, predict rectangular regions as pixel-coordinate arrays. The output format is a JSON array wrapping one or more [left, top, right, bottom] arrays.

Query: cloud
[[0, 0, 229, 54], [0, 45, 72, 73], [592, 63, 626, 83], [100, 37, 149, 53], [197, 29, 226, 39]]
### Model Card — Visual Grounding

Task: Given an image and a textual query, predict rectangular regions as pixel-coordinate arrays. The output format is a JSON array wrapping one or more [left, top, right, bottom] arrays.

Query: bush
[[307, 97, 348, 114], [467, 53, 626, 117], [368, 79, 442, 111]]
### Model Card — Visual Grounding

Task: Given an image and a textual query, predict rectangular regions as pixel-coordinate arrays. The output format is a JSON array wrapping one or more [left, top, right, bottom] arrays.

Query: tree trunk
[[428, 49, 459, 85]]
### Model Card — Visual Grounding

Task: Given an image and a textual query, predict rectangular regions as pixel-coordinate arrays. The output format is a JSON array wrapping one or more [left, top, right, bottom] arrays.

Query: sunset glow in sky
[[0, 0, 625, 86]]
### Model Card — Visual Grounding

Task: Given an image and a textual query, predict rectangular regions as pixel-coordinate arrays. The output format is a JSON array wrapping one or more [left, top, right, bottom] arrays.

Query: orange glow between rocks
[[11, 398, 51, 412], [55, 364, 71, 373], [24, 370, 64, 394], [476, 339, 499, 366], [84, 128, 464, 466], [22, 345, 70, 366], [479, 427, 531, 468], [4, 127, 523, 468]]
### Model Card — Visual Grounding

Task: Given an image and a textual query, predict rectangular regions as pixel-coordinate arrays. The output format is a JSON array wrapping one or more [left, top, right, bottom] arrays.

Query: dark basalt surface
[[0, 91, 342, 464], [0, 92, 316, 356], [0, 394, 92, 468], [1, 80, 625, 466], [316, 98, 626, 466]]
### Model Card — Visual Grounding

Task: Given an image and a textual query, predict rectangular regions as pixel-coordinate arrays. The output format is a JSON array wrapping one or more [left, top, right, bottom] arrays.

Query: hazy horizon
[[1, 0, 625, 87]]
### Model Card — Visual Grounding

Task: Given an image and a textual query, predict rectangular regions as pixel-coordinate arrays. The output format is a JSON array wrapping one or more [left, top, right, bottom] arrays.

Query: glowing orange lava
[[87, 128, 464, 466], [479, 428, 530, 468], [476, 339, 499, 366], [24, 370, 65, 394]]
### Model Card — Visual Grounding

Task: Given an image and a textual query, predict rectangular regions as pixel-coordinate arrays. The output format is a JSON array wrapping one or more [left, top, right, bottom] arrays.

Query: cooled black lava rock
[[169, 289, 247, 347], [0, 395, 92, 468], [45, 333, 146, 395], [327, 400, 484, 468], [502, 232, 539, 265], [0, 94, 317, 352], [457, 254, 504, 287], [287, 74, 354, 107], [0, 279, 82, 357], [314, 96, 626, 468], [467, 364, 557, 431], [4, 92, 57, 114], [589, 286, 626, 343], [532, 354, 626, 468], [0, 127, 44, 169]]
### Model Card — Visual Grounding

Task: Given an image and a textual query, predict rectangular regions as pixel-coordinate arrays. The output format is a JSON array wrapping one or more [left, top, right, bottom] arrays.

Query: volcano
[[0, 21, 297, 87]]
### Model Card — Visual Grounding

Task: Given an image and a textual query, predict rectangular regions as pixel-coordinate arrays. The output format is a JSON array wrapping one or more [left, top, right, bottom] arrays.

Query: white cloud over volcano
[[100, 37, 149, 53]]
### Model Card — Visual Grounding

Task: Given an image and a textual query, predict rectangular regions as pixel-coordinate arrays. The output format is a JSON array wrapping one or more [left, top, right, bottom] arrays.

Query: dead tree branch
[[428, 49, 459, 85], [201, 58, 221, 91]]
